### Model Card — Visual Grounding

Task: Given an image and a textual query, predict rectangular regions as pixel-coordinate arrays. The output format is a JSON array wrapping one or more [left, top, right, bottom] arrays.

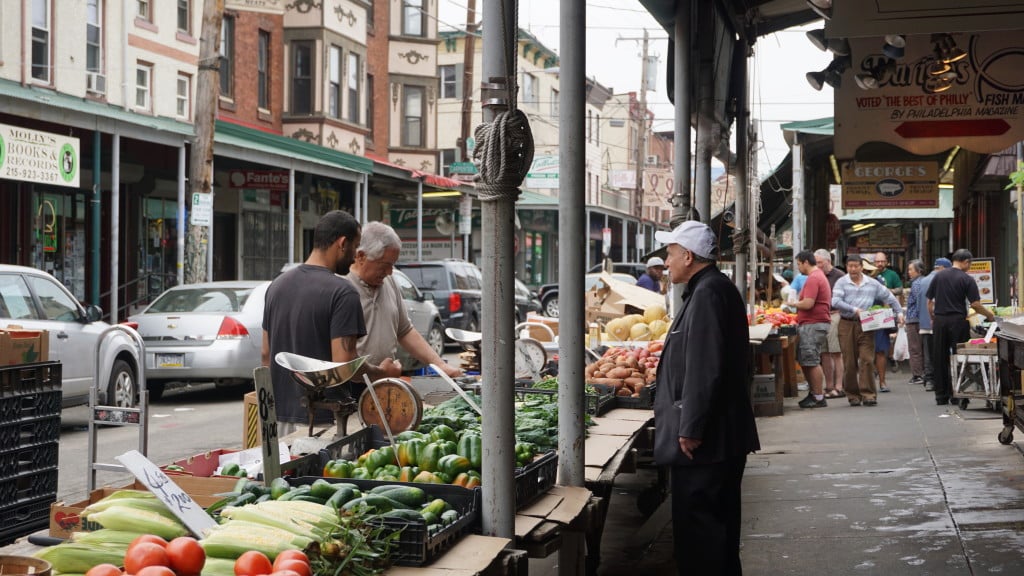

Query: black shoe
[[936, 397, 949, 405], [848, 400, 862, 407], [909, 376, 924, 385], [798, 394, 827, 409], [863, 399, 878, 406]]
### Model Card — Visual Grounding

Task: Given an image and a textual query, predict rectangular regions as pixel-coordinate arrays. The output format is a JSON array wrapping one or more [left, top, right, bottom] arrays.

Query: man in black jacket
[[653, 220, 761, 575]]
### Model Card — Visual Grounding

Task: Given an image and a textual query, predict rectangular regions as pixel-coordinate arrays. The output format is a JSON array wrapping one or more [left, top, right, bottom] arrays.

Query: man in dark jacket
[[653, 220, 761, 576]]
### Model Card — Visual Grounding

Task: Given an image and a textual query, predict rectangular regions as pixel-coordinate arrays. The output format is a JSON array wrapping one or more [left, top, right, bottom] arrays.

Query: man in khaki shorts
[[815, 249, 845, 398]]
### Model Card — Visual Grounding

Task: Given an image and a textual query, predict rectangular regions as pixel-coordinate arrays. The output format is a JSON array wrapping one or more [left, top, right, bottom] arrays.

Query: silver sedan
[[128, 281, 270, 400]]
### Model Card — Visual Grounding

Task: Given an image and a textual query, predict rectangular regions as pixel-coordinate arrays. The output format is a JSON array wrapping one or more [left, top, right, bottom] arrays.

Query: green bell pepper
[[373, 464, 401, 479], [438, 454, 473, 478], [429, 424, 457, 443], [322, 459, 355, 478], [418, 442, 444, 473], [515, 442, 537, 467], [397, 439, 426, 467], [365, 446, 397, 474], [437, 440, 458, 456], [351, 466, 372, 479], [457, 433, 482, 469]]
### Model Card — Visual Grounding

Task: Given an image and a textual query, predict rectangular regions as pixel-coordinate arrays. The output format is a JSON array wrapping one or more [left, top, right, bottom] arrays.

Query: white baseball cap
[[646, 257, 665, 268], [654, 221, 718, 260]]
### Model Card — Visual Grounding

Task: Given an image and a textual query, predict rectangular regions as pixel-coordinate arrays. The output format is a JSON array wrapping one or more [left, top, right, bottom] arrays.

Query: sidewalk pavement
[[585, 380, 1024, 575]]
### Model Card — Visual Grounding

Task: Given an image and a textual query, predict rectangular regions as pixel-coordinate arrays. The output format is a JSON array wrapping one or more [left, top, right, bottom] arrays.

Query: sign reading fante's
[[0, 123, 79, 188], [228, 170, 290, 191], [841, 161, 938, 209]]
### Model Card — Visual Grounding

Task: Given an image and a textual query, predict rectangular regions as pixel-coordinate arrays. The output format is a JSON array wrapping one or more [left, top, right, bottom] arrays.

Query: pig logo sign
[[875, 178, 905, 198], [841, 161, 938, 209]]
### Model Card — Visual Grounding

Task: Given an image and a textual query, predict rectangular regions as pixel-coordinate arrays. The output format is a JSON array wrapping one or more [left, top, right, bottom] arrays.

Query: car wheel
[[106, 359, 137, 408], [427, 322, 445, 356], [543, 296, 560, 318], [146, 381, 166, 402]]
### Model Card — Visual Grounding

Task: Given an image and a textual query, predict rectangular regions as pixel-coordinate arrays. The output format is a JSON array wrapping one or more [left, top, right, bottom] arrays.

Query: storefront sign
[[224, 0, 285, 14], [837, 33, 1024, 157], [968, 258, 996, 305], [190, 193, 212, 227], [0, 123, 79, 188], [458, 195, 473, 235], [399, 238, 464, 261], [228, 170, 290, 191], [841, 161, 938, 209], [526, 155, 558, 189], [609, 170, 635, 190]]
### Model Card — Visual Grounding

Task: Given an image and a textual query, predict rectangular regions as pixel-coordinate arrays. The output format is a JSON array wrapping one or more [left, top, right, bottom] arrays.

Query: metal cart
[[996, 333, 1024, 444], [951, 343, 1002, 411]]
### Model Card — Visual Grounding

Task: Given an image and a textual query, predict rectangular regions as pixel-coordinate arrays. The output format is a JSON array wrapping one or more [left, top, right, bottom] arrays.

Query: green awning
[[215, 120, 372, 175], [781, 117, 835, 137]]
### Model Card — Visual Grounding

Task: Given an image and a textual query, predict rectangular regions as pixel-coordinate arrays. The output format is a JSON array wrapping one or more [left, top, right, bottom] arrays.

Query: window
[[86, 0, 102, 73], [26, 276, 79, 322], [402, 85, 424, 147], [328, 46, 341, 118], [366, 74, 374, 135], [550, 88, 559, 118], [137, 0, 150, 21], [347, 52, 360, 123], [440, 65, 457, 98], [177, 0, 190, 34], [176, 73, 190, 117], [595, 114, 600, 145], [522, 72, 537, 105], [587, 110, 592, 141], [135, 63, 152, 110], [366, 1, 375, 32], [291, 41, 313, 115], [0, 275, 39, 320], [441, 149, 456, 176], [219, 16, 234, 97], [402, 0, 424, 36], [258, 30, 270, 109], [31, 0, 50, 82]]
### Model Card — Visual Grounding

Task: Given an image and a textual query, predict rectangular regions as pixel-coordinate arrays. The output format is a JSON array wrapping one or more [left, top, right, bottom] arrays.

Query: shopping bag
[[893, 327, 909, 361]]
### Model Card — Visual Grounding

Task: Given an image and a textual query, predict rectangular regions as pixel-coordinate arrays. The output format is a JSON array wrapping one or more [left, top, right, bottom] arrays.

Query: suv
[[0, 264, 142, 408], [587, 262, 648, 279], [396, 260, 483, 336], [391, 269, 446, 370]]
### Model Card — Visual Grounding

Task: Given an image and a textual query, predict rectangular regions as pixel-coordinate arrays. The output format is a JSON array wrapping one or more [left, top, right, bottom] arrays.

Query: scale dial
[[357, 378, 423, 433], [514, 337, 548, 379]]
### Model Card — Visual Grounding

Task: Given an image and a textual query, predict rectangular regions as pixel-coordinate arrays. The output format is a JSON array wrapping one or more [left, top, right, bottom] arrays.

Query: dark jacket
[[653, 265, 761, 466]]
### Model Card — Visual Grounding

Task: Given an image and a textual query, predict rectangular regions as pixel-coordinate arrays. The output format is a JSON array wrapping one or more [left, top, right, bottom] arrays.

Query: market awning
[[215, 120, 372, 178], [839, 188, 954, 222]]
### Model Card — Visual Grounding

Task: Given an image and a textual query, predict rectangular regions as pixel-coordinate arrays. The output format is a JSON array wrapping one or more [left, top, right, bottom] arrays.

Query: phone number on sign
[[1, 166, 62, 184]]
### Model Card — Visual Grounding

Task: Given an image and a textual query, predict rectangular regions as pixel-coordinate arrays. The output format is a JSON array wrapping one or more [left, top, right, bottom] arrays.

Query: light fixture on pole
[[854, 58, 895, 90], [806, 56, 850, 91], [883, 34, 906, 59], [806, 28, 850, 56], [932, 33, 967, 64]]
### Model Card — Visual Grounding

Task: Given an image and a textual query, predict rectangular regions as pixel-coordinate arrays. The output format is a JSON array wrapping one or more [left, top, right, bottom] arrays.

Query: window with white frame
[[177, 0, 191, 34], [219, 15, 234, 97], [86, 0, 102, 73], [135, 63, 152, 111], [31, 0, 50, 82], [522, 72, 537, 105], [402, 0, 424, 37], [347, 52, 360, 123], [402, 85, 425, 147], [137, 0, 151, 21], [176, 73, 190, 118], [328, 46, 341, 118], [439, 65, 456, 99], [550, 88, 559, 118], [258, 30, 270, 109]]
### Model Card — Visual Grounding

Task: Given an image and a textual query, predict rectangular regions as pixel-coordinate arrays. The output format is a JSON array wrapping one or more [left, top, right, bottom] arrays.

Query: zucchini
[[292, 495, 327, 504], [380, 509, 425, 522], [226, 492, 256, 507], [326, 486, 358, 510], [277, 486, 311, 501], [341, 495, 408, 513], [371, 486, 427, 508]]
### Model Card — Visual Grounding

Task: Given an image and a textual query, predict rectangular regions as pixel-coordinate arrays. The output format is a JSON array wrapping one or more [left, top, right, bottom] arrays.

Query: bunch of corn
[[35, 541, 126, 574], [202, 500, 338, 561]]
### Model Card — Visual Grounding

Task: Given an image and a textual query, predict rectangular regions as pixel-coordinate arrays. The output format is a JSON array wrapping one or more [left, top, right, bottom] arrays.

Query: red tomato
[[130, 535, 169, 549], [269, 570, 301, 576], [136, 567, 176, 576], [271, 559, 310, 576], [234, 551, 273, 576], [165, 536, 206, 576], [85, 563, 122, 576], [125, 542, 171, 574], [272, 551, 309, 565]]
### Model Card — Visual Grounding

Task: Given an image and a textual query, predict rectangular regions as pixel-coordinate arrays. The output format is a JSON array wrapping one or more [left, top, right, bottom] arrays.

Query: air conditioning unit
[[645, 154, 659, 166], [86, 72, 106, 95]]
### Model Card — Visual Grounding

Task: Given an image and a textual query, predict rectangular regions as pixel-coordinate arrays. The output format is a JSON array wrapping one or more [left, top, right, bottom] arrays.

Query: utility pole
[[185, 0, 224, 284], [617, 31, 651, 260], [459, 0, 477, 161]]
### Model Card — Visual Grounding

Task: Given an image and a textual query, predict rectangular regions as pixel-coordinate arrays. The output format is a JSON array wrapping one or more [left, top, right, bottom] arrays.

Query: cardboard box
[[0, 329, 49, 365], [860, 308, 895, 332], [523, 313, 558, 340], [585, 273, 666, 325]]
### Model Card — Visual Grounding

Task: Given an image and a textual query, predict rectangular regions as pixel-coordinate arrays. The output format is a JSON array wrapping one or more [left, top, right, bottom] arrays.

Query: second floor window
[[402, 85, 424, 147], [347, 53, 360, 123], [86, 0, 102, 73], [291, 42, 313, 115], [328, 46, 341, 118], [402, 0, 424, 37], [551, 88, 559, 118], [135, 63, 152, 111], [31, 0, 50, 82], [176, 73, 190, 118], [522, 73, 537, 106], [219, 16, 234, 97], [439, 65, 456, 99], [137, 0, 150, 21], [366, 74, 375, 136], [258, 30, 270, 109], [177, 0, 190, 34]]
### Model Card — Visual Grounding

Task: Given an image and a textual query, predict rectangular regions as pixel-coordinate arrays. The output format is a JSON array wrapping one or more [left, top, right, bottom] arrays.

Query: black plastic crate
[[287, 476, 480, 566], [0, 390, 61, 422], [0, 362, 61, 398], [615, 384, 656, 409], [319, 425, 389, 464], [0, 442, 59, 480], [466, 382, 616, 416], [278, 451, 324, 478], [0, 494, 54, 546], [0, 415, 61, 451], [0, 466, 57, 507], [515, 450, 557, 509]]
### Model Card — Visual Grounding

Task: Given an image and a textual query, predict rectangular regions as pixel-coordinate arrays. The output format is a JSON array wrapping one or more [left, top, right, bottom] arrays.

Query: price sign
[[115, 450, 218, 537], [253, 367, 281, 483]]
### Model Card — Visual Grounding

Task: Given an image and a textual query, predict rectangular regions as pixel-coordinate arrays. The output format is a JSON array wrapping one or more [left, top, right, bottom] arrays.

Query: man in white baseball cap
[[651, 220, 760, 574], [637, 256, 666, 293]]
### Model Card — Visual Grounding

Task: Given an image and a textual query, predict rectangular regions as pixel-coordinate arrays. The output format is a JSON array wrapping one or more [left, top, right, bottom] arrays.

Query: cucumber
[[440, 509, 459, 526], [380, 509, 425, 522], [341, 494, 408, 513], [420, 510, 439, 525], [292, 495, 327, 504], [326, 486, 358, 510], [277, 486, 311, 501], [309, 479, 341, 500], [226, 492, 256, 507], [269, 477, 291, 500], [421, 498, 448, 516], [369, 486, 426, 507]]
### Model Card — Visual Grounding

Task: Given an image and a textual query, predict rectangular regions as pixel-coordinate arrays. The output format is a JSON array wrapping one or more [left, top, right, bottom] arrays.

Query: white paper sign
[[115, 450, 218, 537]]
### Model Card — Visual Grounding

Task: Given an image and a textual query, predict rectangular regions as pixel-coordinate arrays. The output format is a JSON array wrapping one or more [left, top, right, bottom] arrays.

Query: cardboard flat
[[600, 408, 654, 421], [584, 434, 631, 468], [586, 273, 666, 323], [545, 486, 591, 524], [518, 493, 564, 518], [586, 417, 646, 437], [427, 534, 511, 571], [584, 466, 603, 482], [514, 514, 545, 537]]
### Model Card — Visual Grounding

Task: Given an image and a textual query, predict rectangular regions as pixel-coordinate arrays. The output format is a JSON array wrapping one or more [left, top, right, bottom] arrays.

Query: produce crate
[[0, 494, 54, 546], [466, 382, 616, 416], [0, 441, 60, 479], [0, 414, 61, 451], [0, 466, 58, 507], [319, 425, 390, 463], [287, 477, 480, 566], [615, 384, 656, 409], [0, 389, 61, 422], [0, 362, 60, 398], [515, 449, 558, 509]]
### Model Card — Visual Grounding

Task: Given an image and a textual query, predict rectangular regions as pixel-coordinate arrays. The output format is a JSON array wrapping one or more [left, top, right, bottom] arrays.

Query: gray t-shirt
[[345, 272, 414, 366], [263, 264, 366, 424]]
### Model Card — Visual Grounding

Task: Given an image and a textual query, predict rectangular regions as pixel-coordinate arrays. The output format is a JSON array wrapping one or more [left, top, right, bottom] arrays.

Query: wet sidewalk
[[583, 378, 1024, 575]]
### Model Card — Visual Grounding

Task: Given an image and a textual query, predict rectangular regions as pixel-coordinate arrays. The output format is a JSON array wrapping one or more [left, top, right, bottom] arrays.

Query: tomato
[[234, 551, 273, 576], [269, 570, 301, 576], [136, 567, 176, 576], [272, 551, 309, 565], [125, 542, 170, 574], [130, 534, 169, 549], [165, 536, 205, 576], [85, 563, 122, 576], [271, 559, 309, 576]]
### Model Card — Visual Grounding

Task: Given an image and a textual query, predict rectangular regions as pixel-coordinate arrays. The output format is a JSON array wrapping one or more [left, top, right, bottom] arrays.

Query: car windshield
[[146, 287, 255, 313], [401, 267, 447, 291]]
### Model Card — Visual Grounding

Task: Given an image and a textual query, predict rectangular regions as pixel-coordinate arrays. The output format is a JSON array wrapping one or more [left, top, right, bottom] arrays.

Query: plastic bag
[[893, 327, 910, 361]]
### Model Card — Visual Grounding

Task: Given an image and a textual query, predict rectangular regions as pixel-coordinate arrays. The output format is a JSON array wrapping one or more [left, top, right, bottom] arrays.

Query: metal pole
[[91, 130, 101, 306], [479, 0, 517, 539], [672, 1, 691, 226], [110, 134, 120, 322], [288, 168, 295, 264], [207, 159, 215, 282], [354, 174, 361, 223], [416, 180, 424, 260], [749, 123, 759, 305], [792, 134, 804, 257], [363, 174, 369, 222], [734, 40, 748, 303], [1017, 142, 1023, 304], [694, 3, 713, 224], [177, 144, 186, 286]]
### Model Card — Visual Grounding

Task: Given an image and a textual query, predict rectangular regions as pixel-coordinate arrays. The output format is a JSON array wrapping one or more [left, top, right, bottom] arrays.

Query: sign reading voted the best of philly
[[0, 123, 79, 188]]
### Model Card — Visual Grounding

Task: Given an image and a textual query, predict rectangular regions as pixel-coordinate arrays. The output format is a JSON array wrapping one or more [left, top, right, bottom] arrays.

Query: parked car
[[514, 278, 542, 323], [391, 269, 445, 371], [128, 281, 270, 400], [0, 264, 141, 408], [395, 260, 483, 337], [587, 262, 648, 280], [536, 272, 638, 318]]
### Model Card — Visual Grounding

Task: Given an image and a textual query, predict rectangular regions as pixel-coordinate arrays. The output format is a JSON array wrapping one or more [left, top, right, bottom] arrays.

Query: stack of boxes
[[0, 362, 61, 544]]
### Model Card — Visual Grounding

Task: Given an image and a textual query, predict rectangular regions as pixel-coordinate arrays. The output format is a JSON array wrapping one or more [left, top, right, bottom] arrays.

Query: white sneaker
[[797, 383, 809, 391]]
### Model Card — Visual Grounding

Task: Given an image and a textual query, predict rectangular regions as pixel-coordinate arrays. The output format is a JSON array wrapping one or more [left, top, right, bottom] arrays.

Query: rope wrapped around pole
[[472, 109, 534, 203]]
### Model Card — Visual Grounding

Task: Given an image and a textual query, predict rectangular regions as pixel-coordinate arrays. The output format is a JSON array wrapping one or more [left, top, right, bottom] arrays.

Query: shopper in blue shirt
[[637, 257, 666, 293]]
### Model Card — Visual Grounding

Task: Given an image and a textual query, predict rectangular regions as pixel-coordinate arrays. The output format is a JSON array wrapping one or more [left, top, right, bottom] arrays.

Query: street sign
[[190, 193, 212, 227], [449, 161, 477, 175], [466, 136, 475, 152]]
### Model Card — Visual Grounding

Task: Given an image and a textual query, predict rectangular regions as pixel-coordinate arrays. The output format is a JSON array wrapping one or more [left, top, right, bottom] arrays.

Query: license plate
[[155, 353, 185, 368]]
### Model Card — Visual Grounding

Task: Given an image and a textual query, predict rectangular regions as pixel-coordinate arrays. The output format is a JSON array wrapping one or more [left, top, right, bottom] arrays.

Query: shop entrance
[[31, 189, 87, 300]]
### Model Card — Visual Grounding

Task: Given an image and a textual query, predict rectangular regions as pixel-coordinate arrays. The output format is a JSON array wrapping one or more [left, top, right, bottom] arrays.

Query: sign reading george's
[[841, 161, 938, 209], [836, 33, 1024, 158]]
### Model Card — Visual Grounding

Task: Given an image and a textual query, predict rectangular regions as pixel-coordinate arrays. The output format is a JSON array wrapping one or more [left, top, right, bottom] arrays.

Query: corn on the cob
[[200, 528, 307, 560], [87, 505, 188, 539], [201, 556, 238, 576], [253, 501, 336, 529], [82, 497, 177, 520], [258, 499, 335, 521], [35, 542, 125, 574], [219, 506, 325, 540], [205, 521, 314, 550], [69, 529, 137, 548], [96, 489, 156, 500]]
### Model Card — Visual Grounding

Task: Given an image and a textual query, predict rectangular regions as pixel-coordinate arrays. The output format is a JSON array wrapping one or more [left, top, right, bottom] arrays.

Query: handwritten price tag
[[115, 450, 218, 537], [253, 367, 281, 483]]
